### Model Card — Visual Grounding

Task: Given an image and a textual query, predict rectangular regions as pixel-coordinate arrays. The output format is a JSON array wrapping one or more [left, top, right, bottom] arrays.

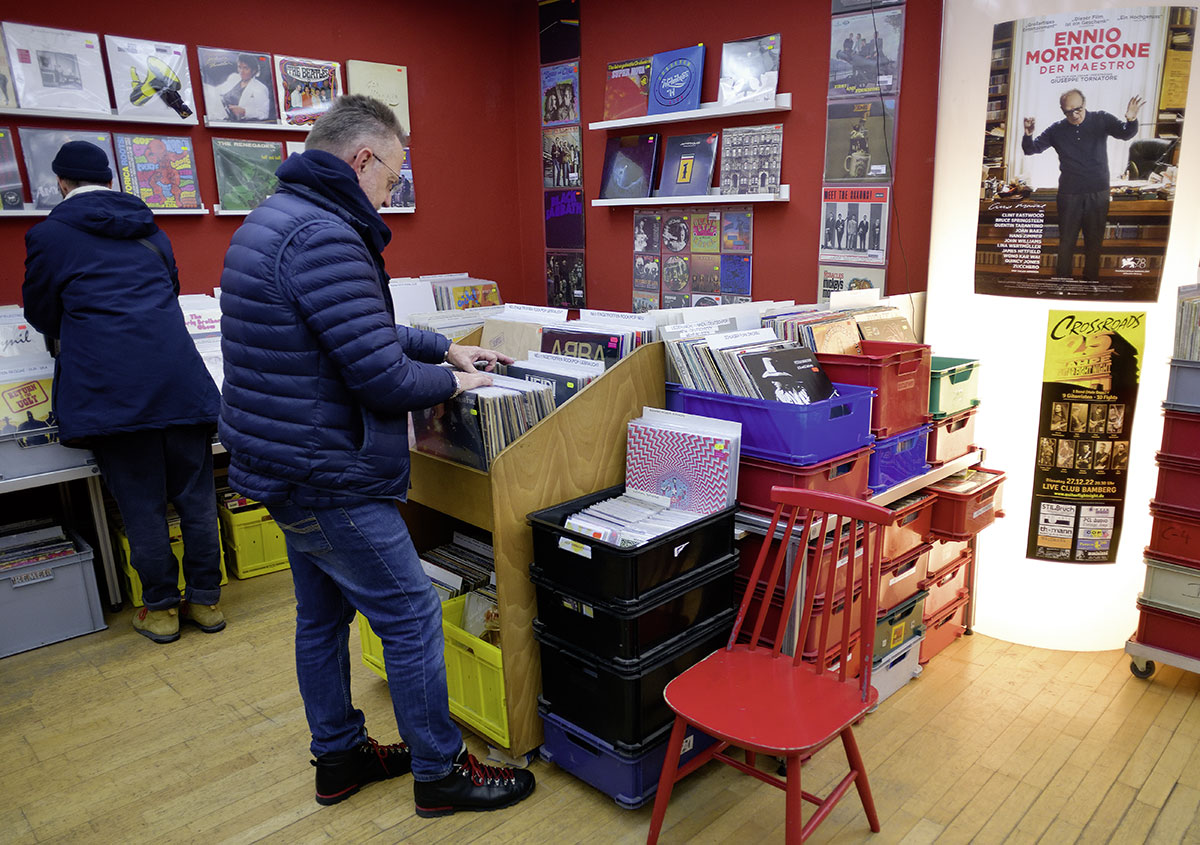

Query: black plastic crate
[[535, 608, 734, 750], [528, 485, 737, 601], [531, 552, 738, 660]]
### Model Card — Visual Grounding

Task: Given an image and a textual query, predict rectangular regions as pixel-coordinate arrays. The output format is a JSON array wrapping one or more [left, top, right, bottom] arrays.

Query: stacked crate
[[529, 485, 738, 810]]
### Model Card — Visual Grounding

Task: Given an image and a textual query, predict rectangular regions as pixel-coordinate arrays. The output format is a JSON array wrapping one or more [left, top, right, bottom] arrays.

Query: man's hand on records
[[451, 369, 493, 398], [446, 342, 514, 373]]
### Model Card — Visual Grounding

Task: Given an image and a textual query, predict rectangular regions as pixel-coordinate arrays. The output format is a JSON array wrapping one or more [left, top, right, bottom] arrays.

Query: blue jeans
[[267, 500, 463, 781], [92, 425, 222, 610]]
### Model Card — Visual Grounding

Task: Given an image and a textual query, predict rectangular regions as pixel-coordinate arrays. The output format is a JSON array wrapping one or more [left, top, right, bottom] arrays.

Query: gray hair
[[305, 94, 409, 157]]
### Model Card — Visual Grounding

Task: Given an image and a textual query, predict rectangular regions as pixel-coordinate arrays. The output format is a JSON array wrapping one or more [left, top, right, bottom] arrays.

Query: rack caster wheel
[[1130, 659, 1155, 679]]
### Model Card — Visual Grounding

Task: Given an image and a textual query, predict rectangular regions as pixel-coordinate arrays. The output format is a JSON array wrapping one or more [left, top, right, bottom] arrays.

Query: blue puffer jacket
[[22, 189, 220, 443], [218, 150, 456, 506]]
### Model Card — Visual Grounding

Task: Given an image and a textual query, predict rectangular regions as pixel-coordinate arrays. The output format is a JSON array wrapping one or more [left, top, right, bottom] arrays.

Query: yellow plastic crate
[[358, 595, 509, 747], [114, 522, 228, 607], [218, 503, 290, 579]]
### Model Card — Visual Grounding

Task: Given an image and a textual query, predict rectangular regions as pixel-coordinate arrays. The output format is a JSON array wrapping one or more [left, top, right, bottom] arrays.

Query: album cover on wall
[[717, 33, 781, 106], [721, 208, 753, 252], [599, 133, 658, 199], [539, 0, 581, 65], [0, 127, 23, 209], [114, 133, 199, 209], [196, 47, 277, 123], [387, 146, 415, 209], [661, 213, 690, 253], [825, 99, 896, 183], [828, 7, 905, 99], [818, 184, 890, 266], [690, 211, 720, 252], [720, 254, 752, 296], [544, 125, 583, 188], [104, 35, 194, 120], [658, 132, 718, 197], [541, 61, 580, 127], [545, 188, 585, 250], [719, 123, 782, 195], [647, 44, 704, 116], [818, 263, 885, 303], [346, 60, 410, 132], [0, 31, 16, 107], [275, 55, 342, 126], [633, 254, 660, 290], [546, 251, 586, 308], [2, 23, 110, 113], [603, 56, 651, 121], [633, 211, 661, 254], [212, 137, 282, 211], [19, 128, 115, 210]]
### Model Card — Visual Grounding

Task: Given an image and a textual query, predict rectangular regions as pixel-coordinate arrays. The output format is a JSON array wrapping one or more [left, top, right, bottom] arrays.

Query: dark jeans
[[1057, 189, 1109, 279], [92, 425, 222, 610]]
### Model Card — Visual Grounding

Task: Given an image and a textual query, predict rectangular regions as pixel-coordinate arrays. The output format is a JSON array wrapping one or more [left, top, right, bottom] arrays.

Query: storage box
[[539, 708, 717, 810], [735, 516, 802, 583], [882, 492, 935, 562], [1141, 557, 1200, 618], [358, 594, 511, 747], [871, 633, 923, 705], [733, 574, 791, 650], [1154, 452, 1200, 512], [1, 535, 106, 658], [927, 468, 1006, 540], [530, 553, 738, 660], [919, 591, 969, 665], [868, 425, 931, 494], [803, 632, 864, 679], [802, 587, 863, 654], [879, 543, 931, 609], [928, 357, 981, 418], [218, 503, 290, 579], [528, 485, 736, 601], [927, 408, 978, 467], [1147, 500, 1200, 564], [1134, 595, 1200, 661], [920, 548, 971, 611], [664, 382, 875, 466], [535, 609, 734, 750], [0, 433, 95, 481], [737, 445, 872, 516], [873, 590, 927, 663], [115, 523, 228, 607], [818, 341, 932, 438], [1166, 358, 1200, 411], [928, 538, 970, 572], [1162, 408, 1200, 460]]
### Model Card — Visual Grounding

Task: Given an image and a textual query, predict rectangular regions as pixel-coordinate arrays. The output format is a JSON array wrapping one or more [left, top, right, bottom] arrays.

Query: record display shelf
[[587, 93, 792, 131], [0, 206, 209, 217], [0, 106, 199, 127], [592, 184, 790, 208], [203, 118, 311, 133], [394, 335, 667, 758]]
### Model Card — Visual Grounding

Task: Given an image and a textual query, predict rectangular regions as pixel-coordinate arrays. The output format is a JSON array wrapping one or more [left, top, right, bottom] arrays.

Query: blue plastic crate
[[540, 708, 717, 809], [665, 382, 875, 466], [868, 424, 931, 494]]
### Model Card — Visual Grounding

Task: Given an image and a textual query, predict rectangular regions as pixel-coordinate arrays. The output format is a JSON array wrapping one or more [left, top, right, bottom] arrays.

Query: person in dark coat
[[22, 140, 224, 645], [218, 95, 534, 816]]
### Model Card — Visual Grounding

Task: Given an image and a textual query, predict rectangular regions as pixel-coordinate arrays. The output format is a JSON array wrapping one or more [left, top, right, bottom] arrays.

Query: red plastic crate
[[879, 543, 930, 609], [1134, 597, 1200, 660], [1162, 409, 1200, 460], [920, 549, 971, 611], [802, 633, 864, 679], [1146, 500, 1200, 564], [927, 407, 978, 467], [919, 591, 969, 665], [928, 468, 1006, 540], [882, 491, 936, 562], [733, 574, 788, 648], [734, 519, 802, 583], [1154, 452, 1200, 511], [927, 538, 970, 572], [801, 588, 864, 655], [818, 340, 932, 438], [737, 445, 872, 516]]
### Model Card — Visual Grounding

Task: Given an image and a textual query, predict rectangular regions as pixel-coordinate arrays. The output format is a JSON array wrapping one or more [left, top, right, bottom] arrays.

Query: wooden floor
[[2, 571, 1199, 844]]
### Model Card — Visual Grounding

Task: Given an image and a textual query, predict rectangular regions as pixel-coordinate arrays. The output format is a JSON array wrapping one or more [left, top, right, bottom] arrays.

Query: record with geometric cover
[[196, 47, 277, 123], [104, 35, 194, 120], [275, 55, 342, 126], [19, 127, 116, 210], [659, 132, 718, 197], [626, 421, 733, 514], [211, 137, 282, 211], [114, 134, 199, 209]]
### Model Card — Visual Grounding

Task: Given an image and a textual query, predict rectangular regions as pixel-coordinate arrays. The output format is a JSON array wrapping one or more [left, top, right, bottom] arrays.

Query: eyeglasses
[[1062, 106, 1085, 116], [371, 151, 403, 193]]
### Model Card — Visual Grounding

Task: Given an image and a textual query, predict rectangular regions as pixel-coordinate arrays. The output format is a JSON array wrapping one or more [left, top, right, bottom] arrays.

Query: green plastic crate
[[929, 356, 981, 418]]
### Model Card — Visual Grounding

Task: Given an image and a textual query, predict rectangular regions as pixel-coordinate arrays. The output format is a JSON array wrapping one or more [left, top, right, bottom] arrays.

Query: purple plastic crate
[[665, 382, 875, 466], [868, 424, 931, 494], [539, 708, 717, 809]]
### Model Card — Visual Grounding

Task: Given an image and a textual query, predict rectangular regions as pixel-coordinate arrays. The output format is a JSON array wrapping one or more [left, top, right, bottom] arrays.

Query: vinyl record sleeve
[[828, 7, 905, 99], [196, 47, 277, 123], [0, 30, 17, 107], [717, 33, 780, 106], [658, 132, 718, 197], [346, 60, 410, 132], [824, 98, 896, 182], [114, 133, 199, 208], [603, 56, 651, 120], [104, 35, 194, 120], [211, 137, 282, 211], [540, 61, 580, 127], [275, 55, 342, 127], [0, 127, 23, 209], [3, 23, 110, 113], [544, 125, 583, 189], [19, 128, 115, 210], [719, 123, 782, 195], [647, 44, 705, 115], [599, 134, 657, 199]]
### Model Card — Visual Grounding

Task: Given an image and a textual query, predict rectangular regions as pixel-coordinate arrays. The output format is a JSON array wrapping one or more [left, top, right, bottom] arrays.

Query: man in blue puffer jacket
[[23, 141, 225, 645], [219, 95, 534, 816]]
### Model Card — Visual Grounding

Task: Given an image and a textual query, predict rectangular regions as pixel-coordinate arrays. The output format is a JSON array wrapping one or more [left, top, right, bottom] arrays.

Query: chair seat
[[664, 645, 879, 754]]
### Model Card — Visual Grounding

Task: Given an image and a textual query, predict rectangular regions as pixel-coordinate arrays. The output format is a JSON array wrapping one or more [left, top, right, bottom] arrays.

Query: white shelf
[[587, 93, 791, 131], [592, 185, 790, 207], [869, 450, 983, 507], [204, 118, 311, 133], [0, 462, 99, 495], [0, 106, 198, 126], [213, 204, 251, 216], [153, 206, 210, 215], [0, 204, 209, 217], [379, 206, 415, 214]]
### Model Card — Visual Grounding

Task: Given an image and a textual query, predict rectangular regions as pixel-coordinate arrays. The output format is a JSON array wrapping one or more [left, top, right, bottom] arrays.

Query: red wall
[[0, 0, 542, 305]]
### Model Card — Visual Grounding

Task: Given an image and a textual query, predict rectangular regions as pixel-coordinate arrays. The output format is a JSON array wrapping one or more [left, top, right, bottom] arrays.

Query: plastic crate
[[535, 609, 734, 750], [530, 552, 738, 660], [817, 341, 932, 438], [868, 425, 931, 494], [928, 538, 970, 572], [528, 485, 736, 601], [664, 382, 875, 466], [801, 587, 863, 654], [1154, 452, 1200, 512], [928, 357, 981, 419], [1162, 408, 1200, 460], [871, 633, 923, 706], [927, 468, 1006, 540], [1134, 596, 1200, 660], [873, 590, 928, 663], [217, 503, 290, 579], [919, 548, 971, 611], [358, 595, 511, 747], [539, 708, 716, 810], [927, 408, 978, 467], [1147, 501, 1200, 564], [879, 543, 931, 610], [734, 516, 802, 583], [733, 574, 790, 650], [802, 632, 864, 678], [0, 534, 106, 658], [1141, 557, 1200, 618], [1166, 358, 1200, 410], [115, 523, 228, 608], [738, 445, 872, 516], [882, 492, 936, 562], [919, 591, 969, 665]]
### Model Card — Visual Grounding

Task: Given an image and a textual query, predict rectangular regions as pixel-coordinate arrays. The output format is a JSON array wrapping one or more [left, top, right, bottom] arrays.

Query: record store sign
[[1028, 310, 1144, 563]]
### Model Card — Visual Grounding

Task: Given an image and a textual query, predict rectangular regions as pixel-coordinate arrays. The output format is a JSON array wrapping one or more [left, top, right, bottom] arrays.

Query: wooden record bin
[[397, 336, 666, 757]]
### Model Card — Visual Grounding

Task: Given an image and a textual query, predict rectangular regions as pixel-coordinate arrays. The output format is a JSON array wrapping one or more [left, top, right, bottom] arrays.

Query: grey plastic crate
[[0, 430, 95, 482], [1, 534, 106, 658], [1166, 358, 1200, 411]]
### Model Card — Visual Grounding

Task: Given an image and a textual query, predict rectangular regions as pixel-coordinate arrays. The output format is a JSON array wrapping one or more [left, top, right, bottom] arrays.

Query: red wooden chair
[[646, 487, 897, 844]]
